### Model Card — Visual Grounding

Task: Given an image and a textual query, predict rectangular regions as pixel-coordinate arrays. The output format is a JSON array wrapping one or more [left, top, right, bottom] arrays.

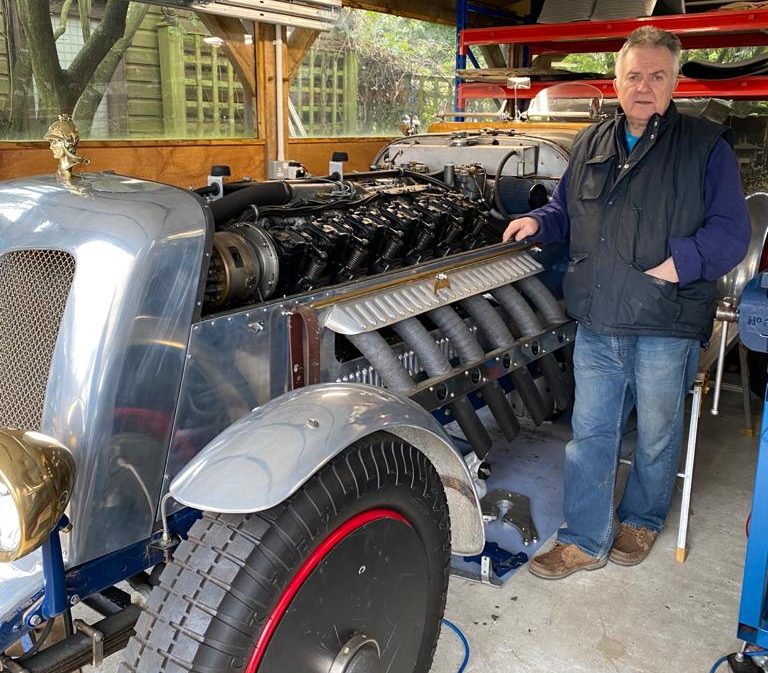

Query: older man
[[504, 26, 750, 579]]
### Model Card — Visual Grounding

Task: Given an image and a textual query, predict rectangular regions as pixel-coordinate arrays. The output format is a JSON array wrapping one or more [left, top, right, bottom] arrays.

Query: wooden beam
[[197, 13, 256, 101], [255, 21, 275, 156], [479, 44, 507, 68], [0, 137, 389, 186], [343, 0, 456, 25], [286, 27, 320, 82], [342, 0, 530, 26]]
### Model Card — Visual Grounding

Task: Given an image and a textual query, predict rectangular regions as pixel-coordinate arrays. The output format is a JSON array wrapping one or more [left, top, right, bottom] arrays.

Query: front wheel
[[120, 432, 451, 673]]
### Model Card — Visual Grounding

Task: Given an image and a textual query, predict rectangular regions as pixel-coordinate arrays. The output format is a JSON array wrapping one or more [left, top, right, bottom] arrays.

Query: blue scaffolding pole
[[453, 2, 531, 115]]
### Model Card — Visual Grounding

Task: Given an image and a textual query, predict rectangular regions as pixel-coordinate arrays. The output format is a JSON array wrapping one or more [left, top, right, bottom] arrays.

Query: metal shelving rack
[[457, 8, 768, 108]]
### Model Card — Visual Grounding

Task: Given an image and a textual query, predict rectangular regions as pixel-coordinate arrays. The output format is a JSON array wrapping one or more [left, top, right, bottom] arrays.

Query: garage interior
[[0, 2, 767, 673]]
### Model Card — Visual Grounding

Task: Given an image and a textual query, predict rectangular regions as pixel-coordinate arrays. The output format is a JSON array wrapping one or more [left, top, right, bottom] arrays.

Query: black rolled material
[[516, 275, 567, 326], [461, 295, 550, 425], [209, 181, 293, 225], [429, 305, 520, 442], [492, 285, 572, 411], [391, 318, 492, 458], [493, 148, 519, 219]]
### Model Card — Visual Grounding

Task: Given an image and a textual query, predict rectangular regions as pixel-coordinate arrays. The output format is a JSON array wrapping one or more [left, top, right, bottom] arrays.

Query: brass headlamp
[[0, 429, 75, 562]]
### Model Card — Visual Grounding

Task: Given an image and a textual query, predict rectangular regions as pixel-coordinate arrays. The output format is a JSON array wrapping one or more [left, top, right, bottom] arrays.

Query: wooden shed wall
[[0, 2, 8, 116], [0, 136, 390, 186], [124, 8, 165, 137]]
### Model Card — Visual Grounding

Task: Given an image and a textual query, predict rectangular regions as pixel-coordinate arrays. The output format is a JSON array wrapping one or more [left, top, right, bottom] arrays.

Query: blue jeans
[[557, 326, 700, 558]]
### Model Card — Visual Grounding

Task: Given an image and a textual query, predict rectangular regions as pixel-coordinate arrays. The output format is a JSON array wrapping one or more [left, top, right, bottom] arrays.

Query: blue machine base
[[450, 411, 572, 583]]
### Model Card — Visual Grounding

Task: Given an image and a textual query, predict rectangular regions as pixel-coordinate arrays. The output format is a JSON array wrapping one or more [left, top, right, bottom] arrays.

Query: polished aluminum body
[[164, 243, 545, 483], [319, 250, 543, 334], [0, 173, 207, 622]]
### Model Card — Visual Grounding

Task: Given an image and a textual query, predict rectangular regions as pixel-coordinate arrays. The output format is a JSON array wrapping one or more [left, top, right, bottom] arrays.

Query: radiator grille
[[0, 250, 76, 429]]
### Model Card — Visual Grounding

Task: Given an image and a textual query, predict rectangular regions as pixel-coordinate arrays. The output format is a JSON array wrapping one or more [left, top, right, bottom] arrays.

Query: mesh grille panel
[[0, 250, 76, 429]]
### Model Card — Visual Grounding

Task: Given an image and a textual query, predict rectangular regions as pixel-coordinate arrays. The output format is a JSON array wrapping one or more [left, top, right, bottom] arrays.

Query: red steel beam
[[527, 32, 768, 55], [459, 8, 768, 54], [457, 77, 768, 106]]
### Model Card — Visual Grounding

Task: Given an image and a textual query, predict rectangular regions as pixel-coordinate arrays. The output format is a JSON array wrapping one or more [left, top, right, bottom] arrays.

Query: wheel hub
[[255, 515, 429, 672], [329, 633, 382, 673]]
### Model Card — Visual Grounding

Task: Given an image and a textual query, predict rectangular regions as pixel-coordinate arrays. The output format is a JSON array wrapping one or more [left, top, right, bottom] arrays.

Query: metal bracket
[[481, 489, 539, 545], [480, 555, 493, 584], [74, 620, 104, 668], [450, 555, 503, 587]]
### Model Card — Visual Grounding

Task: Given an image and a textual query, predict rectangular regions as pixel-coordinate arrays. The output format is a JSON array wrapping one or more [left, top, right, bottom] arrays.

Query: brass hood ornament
[[44, 114, 90, 179]]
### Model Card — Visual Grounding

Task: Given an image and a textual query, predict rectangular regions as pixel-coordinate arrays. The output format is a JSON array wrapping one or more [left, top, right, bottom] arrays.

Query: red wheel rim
[[244, 508, 410, 673]]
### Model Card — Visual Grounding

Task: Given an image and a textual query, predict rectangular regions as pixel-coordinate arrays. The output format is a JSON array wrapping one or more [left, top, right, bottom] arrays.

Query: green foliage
[[559, 52, 615, 74], [338, 10, 455, 79], [292, 9, 457, 137], [682, 46, 766, 64], [561, 46, 766, 75]]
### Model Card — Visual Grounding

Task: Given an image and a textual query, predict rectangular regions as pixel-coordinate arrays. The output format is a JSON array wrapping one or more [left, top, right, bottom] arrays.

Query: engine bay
[[200, 129, 571, 314]]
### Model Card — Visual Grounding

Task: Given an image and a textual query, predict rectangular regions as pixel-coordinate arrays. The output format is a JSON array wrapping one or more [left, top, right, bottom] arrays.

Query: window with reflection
[[0, 2, 256, 140]]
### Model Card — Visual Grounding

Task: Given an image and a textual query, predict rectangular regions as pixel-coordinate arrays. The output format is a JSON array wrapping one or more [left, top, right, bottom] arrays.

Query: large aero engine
[[198, 127, 576, 464]]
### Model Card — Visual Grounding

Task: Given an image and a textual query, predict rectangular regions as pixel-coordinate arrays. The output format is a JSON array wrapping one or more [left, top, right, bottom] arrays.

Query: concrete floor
[[431, 391, 759, 673], [73, 385, 758, 673]]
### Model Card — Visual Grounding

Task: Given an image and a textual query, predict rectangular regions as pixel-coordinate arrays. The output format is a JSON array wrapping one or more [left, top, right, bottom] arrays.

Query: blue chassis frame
[[0, 508, 201, 653]]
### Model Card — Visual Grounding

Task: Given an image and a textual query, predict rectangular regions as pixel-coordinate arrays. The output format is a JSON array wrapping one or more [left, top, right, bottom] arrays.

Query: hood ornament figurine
[[44, 114, 90, 179]]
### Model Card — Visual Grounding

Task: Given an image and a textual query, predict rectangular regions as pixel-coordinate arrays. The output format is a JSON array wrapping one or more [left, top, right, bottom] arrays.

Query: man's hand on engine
[[502, 216, 540, 243]]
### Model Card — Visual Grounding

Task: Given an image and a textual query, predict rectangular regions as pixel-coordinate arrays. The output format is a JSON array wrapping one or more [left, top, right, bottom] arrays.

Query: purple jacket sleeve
[[670, 138, 751, 287], [527, 169, 571, 243]]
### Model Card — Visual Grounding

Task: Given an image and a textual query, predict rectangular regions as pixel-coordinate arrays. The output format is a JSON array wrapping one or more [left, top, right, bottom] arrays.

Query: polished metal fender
[[169, 382, 484, 555]]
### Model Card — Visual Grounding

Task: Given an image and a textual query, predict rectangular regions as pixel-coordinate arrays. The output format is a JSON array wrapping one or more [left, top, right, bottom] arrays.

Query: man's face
[[614, 45, 678, 130]]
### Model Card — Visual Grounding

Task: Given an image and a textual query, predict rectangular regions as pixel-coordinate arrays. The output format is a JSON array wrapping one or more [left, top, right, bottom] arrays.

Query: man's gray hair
[[615, 26, 682, 75]]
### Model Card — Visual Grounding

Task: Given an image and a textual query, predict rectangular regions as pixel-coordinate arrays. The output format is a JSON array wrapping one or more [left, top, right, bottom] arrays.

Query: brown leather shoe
[[609, 524, 658, 566], [528, 543, 607, 579]]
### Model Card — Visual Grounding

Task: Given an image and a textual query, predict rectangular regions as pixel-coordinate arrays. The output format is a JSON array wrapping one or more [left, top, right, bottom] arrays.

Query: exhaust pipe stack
[[429, 305, 520, 441], [345, 274, 573, 457], [462, 294, 550, 425]]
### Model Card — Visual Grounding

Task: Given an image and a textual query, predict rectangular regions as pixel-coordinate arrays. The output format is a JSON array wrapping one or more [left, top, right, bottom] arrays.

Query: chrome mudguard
[[170, 383, 485, 555]]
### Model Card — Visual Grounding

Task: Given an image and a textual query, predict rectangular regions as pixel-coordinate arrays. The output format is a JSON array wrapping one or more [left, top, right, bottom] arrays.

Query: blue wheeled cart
[[735, 274, 768, 669]]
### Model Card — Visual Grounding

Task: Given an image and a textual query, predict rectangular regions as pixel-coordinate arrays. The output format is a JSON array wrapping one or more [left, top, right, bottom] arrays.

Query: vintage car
[[0, 111, 578, 673]]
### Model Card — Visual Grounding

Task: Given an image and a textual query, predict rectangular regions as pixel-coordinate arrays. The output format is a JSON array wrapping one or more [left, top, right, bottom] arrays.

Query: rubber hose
[[322, 168, 403, 181], [516, 275, 567, 326], [401, 169, 452, 191], [461, 295, 549, 425], [209, 181, 293, 225], [392, 318, 491, 458], [319, 169, 449, 190], [492, 285, 572, 411], [346, 331, 415, 393], [493, 148, 520, 219], [430, 306, 520, 441]]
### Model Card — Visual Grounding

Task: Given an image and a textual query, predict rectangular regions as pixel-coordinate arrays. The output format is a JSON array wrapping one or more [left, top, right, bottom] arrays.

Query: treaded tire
[[118, 431, 451, 673]]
